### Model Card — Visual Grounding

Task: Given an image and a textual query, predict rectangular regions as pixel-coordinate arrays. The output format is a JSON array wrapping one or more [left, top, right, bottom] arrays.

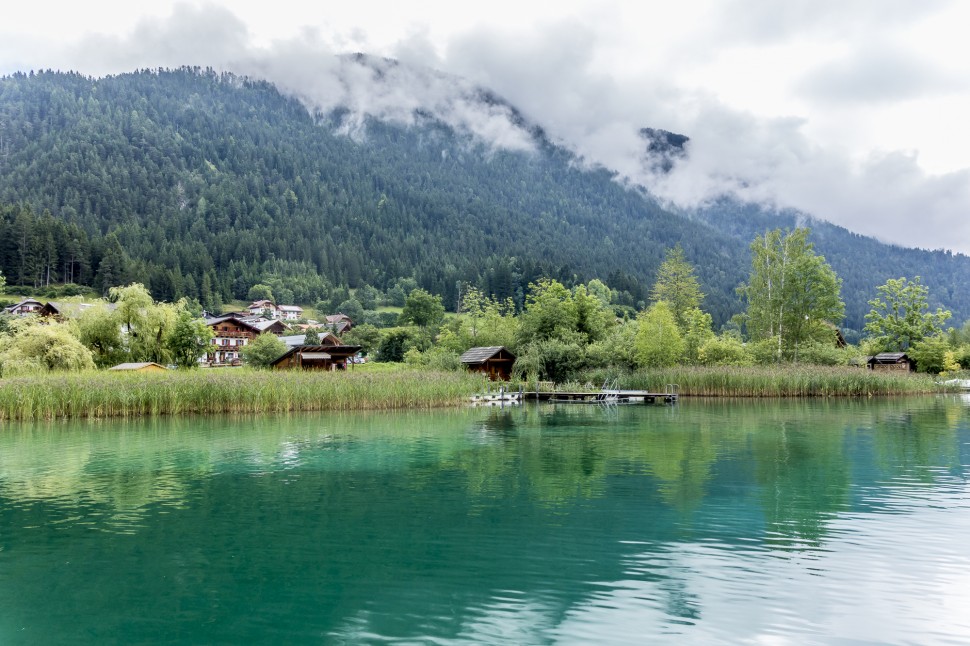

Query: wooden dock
[[524, 388, 678, 405]]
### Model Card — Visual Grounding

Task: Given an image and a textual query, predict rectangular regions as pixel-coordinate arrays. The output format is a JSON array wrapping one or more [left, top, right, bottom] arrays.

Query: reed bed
[[604, 365, 945, 397], [0, 368, 482, 421]]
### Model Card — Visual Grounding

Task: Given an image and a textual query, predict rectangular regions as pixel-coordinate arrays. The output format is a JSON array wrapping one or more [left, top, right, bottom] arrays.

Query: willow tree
[[741, 228, 844, 362]]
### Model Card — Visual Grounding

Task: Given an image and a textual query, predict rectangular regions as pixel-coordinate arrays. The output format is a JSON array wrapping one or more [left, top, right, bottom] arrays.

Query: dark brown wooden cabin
[[271, 344, 362, 371], [867, 352, 915, 372], [459, 346, 516, 381]]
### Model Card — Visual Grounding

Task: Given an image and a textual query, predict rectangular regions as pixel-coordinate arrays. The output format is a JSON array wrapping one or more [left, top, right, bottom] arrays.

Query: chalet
[[204, 314, 286, 364], [4, 298, 44, 316], [277, 305, 304, 321], [246, 300, 304, 321], [459, 346, 516, 381], [867, 353, 915, 372], [271, 343, 363, 371], [325, 314, 354, 334], [109, 362, 168, 373], [247, 300, 278, 318]]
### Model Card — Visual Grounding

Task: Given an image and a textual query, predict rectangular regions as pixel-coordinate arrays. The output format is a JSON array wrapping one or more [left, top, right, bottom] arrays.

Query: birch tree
[[741, 228, 844, 362]]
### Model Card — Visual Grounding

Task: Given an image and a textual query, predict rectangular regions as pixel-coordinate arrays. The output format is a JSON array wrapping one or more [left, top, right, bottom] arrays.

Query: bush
[[796, 341, 847, 366], [240, 333, 287, 369], [699, 335, 752, 366]]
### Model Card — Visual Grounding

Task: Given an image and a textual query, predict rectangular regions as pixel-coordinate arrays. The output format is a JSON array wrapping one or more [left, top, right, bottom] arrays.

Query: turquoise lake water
[[2, 397, 969, 644]]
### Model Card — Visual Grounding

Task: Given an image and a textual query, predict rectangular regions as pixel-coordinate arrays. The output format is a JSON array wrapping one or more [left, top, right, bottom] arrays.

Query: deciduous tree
[[240, 333, 287, 369], [635, 301, 684, 368], [864, 276, 951, 351], [741, 228, 844, 362], [650, 244, 704, 331]]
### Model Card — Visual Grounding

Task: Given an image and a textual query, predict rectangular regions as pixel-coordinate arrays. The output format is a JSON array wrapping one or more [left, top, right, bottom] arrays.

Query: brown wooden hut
[[270, 344, 362, 371], [459, 346, 516, 381], [867, 352, 915, 372]]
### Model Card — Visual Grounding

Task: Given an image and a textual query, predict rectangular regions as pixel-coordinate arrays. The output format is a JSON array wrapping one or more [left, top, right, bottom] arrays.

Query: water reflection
[[0, 397, 968, 643]]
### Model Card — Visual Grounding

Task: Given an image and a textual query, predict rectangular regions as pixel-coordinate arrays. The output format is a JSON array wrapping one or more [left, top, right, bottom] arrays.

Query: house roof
[[870, 352, 910, 363], [109, 362, 167, 371], [277, 305, 303, 312], [280, 332, 341, 347], [4, 298, 44, 312], [270, 344, 363, 366], [459, 346, 514, 364], [250, 319, 287, 332]]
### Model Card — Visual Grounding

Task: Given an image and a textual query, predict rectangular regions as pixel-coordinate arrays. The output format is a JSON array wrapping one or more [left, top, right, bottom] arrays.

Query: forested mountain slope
[[0, 66, 967, 331], [691, 200, 970, 337], [0, 68, 746, 320]]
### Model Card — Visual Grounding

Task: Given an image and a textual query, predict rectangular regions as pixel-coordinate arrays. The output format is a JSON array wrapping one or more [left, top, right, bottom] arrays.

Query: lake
[[2, 397, 969, 644]]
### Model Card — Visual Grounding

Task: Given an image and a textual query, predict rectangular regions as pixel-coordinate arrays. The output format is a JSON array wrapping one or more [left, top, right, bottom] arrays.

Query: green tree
[[650, 245, 704, 331], [247, 284, 274, 303], [343, 323, 382, 355], [109, 282, 153, 338], [864, 276, 952, 351], [240, 333, 287, 369], [303, 326, 321, 345], [682, 307, 715, 365], [399, 289, 445, 327], [741, 228, 844, 362], [355, 284, 380, 310], [635, 301, 684, 368], [166, 311, 214, 368], [572, 284, 614, 344], [376, 329, 414, 362], [77, 303, 125, 367], [518, 279, 576, 344]]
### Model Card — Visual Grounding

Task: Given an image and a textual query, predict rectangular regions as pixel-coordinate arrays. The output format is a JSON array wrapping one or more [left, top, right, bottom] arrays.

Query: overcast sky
[[2, 1, 969, 254]]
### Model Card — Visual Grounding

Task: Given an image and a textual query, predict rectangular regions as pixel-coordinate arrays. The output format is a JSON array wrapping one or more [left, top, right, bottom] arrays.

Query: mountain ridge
[[0, 63, 967, 332]]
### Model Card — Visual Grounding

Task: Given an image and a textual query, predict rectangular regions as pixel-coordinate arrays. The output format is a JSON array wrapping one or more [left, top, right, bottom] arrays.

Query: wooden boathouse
[[460, 346, 516, 381], [867, 353, 915, 372]]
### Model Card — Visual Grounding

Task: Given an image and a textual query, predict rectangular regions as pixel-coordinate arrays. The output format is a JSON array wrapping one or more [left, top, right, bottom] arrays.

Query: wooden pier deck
[[524, 389, 678, 405]]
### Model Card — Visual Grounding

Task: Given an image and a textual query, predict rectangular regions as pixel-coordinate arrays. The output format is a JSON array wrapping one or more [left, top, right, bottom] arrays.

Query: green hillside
[[0, 66, 968, 331]]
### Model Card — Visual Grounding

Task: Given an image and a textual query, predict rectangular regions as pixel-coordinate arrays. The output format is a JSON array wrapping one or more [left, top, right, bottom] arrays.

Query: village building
[[867, 353, 916, 372], [247, 300, 277, 318], [4, 298, 44, 316], [277, 305, 304, 321], [459, 346, 516, 381], [204, 314, 287, 365], [246, 301, 305, 321], [325, 314, 354, 334]]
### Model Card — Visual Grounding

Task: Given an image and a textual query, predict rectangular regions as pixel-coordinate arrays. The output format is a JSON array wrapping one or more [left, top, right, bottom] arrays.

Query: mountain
[[0, 64, 967, 332]]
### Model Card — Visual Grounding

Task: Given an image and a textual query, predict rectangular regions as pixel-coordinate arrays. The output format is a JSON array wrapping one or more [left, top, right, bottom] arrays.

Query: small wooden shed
[[459, 346, 516, 381], [271, 344, 362, 371], [109, 362, 168, 373], [867, 353, 915, 372]]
